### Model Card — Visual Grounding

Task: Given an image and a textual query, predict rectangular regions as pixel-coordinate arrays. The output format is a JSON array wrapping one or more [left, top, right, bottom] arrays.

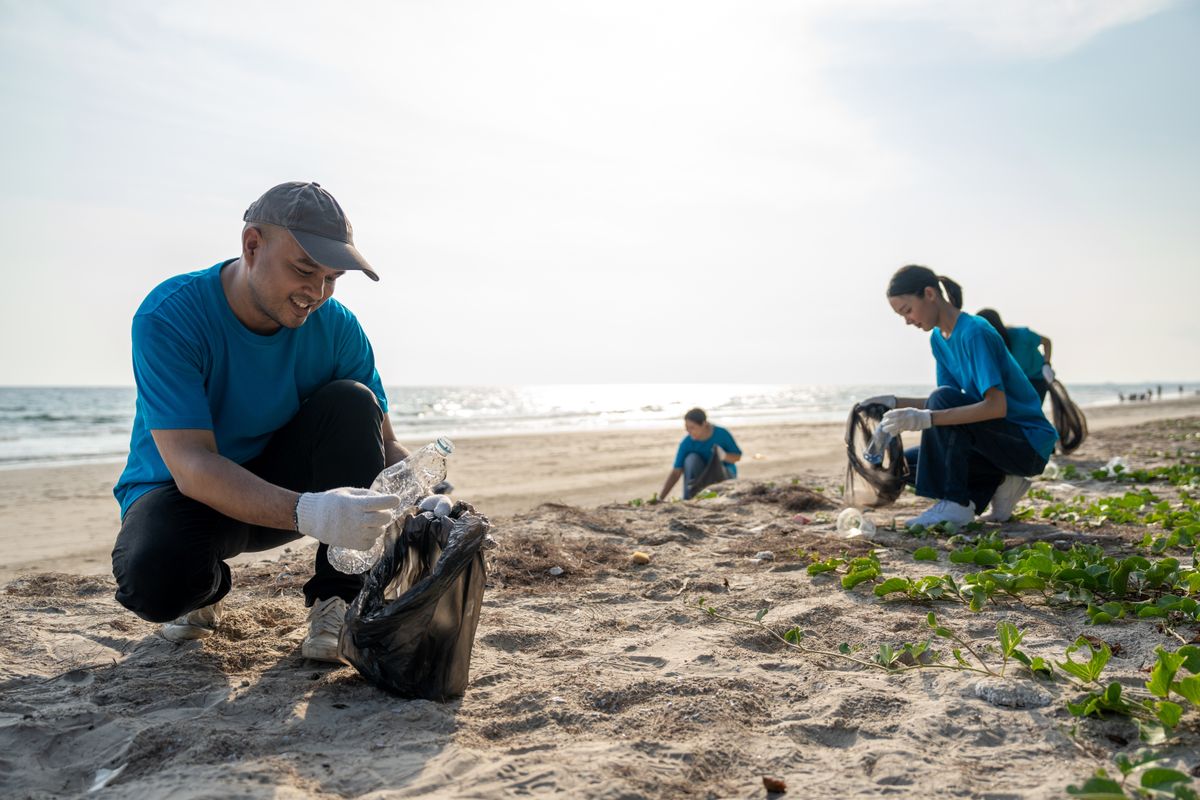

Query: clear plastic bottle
[[864, 427, 892, 466], [327, 437, 455, 574]]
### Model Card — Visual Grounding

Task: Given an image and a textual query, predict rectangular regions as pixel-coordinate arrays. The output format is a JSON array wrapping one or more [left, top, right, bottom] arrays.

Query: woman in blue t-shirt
[[976, 308, 1054, 403], [863, 265, 1057, 528], [658, 408, 742, 500]]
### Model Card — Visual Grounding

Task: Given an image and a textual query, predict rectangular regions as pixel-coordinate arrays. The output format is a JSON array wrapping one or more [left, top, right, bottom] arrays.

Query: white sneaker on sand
[[302, 596, 348, 664], [981, 475, 1033, 522], [161, 599, 224, 642], [905, 500, 976, 529]]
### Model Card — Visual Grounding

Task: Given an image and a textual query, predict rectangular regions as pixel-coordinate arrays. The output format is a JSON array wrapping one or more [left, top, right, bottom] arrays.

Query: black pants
[[112, 380, 386, 623]]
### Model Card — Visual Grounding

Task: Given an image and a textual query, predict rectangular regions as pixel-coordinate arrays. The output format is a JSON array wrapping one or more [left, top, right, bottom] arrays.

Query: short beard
[[246, 273, 295, 330]]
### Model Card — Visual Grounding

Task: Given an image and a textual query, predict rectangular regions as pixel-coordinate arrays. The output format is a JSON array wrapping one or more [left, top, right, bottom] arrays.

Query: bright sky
[[1, 0, 1196, 386]]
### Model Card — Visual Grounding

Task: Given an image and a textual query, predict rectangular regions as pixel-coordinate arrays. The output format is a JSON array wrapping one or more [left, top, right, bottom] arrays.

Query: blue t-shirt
[[673, 425, 742, 477], [1006, 326, 1045, 380], [113, 261, 388, 516], [931, 313, 1057, 459]]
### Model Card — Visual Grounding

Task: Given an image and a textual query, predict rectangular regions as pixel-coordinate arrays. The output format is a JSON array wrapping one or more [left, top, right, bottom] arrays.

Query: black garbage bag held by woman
[[844, 401, 909, 508], [339, 502, 492, 701]]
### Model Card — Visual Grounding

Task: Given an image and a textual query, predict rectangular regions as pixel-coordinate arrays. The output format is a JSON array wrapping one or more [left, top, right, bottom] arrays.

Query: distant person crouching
[[657, 408, 742, 500]]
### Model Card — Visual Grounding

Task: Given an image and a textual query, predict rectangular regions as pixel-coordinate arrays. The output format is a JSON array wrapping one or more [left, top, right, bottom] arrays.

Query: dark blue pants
[[904, 387, 1047, 511], [112, 380, 385, 623]]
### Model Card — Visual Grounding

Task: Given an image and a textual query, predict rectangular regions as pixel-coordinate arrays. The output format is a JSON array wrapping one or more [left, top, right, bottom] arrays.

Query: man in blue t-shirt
[[111, 182, 408, 663], [658, 408, 742, 500]]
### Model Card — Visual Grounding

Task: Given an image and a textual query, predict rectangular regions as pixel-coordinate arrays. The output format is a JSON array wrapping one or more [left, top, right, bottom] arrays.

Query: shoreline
[[2, 396, 1198, 583]]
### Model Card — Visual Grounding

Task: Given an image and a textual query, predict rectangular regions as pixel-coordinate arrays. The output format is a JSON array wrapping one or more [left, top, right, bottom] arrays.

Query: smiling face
[[888, 286, 941, 332], [241, 224, 345, 332]]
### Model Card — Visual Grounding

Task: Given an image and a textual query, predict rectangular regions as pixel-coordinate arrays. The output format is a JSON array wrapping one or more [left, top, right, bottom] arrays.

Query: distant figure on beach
[[111, 182, 406, 663], [975, 309, 1054, 403], [657, 408, 742, 500], [864, 265, 1057, 528]]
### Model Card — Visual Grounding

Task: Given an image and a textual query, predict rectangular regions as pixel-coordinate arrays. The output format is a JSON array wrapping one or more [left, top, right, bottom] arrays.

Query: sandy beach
[[1, 397, 1198, 798]]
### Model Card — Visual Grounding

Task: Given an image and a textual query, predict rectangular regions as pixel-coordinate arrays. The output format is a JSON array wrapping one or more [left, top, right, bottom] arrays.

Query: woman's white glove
[[880, 408, 933, 434], [1041, 364, 1056, 384], [295, 487, 401, 550], [860, 395, 897, 410]]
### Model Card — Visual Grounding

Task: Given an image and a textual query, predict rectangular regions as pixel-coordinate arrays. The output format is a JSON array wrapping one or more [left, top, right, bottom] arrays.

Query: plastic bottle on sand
[[836, 507, 877, 539], [328, 437, 455, 574]]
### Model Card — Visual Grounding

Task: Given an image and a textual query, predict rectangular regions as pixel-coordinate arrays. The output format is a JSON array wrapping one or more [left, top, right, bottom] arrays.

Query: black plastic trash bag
[[844, 402, 909, 508], [1048, 379, 1088, 454], [686, 450, 729, 498], [339, 502, 492, 701]]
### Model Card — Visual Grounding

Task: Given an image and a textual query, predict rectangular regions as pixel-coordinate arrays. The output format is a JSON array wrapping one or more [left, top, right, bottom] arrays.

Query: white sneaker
[[161, 599, 224, 641], [981, 475, 1033, 522], [302, 596, 348, 664], [905, 500, 976, 529]]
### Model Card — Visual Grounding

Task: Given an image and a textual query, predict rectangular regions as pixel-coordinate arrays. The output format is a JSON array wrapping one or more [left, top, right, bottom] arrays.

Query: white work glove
[[880, 407, 933, 435], [295, 487, 401, 550], [860, 394, 897, 410], [1042, 364, 1056, 384], [418, 494, 454, 518]]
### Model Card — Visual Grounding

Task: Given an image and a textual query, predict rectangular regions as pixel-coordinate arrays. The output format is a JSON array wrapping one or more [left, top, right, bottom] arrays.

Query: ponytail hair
[[886, 264, 963, 309], [975, 308, 1012, 350]]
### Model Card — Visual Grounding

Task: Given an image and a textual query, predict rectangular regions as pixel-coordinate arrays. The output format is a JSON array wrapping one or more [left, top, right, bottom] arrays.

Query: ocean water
[[0, 383, 1196, 469]]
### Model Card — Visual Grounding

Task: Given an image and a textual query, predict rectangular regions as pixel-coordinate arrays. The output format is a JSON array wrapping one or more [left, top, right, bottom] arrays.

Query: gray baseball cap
[[243, 181, 379, 281]]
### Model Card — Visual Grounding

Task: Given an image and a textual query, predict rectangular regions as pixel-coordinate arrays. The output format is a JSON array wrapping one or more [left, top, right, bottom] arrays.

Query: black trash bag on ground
[[844, 402, 909, 508], [339, 502, 492, 701], [686, 450, 729, 498], [1048, 379, 1088, 454]]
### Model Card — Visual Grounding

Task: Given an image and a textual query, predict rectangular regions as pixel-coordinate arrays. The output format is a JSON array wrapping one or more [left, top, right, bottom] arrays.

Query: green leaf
[[754, 607, 769, 622], [949, 548, 977, 564], [1153, 701, 1182, 729], [1176, 645, 1200, 674], [1140, 767, 1191, 790], [874, 577, 912, 597], [1172, 674, 1200, 705], [1066, 771, 1128, 799], [1148, 649, 1187, 699], [913, 546, 938, 561], [997, 622, 1024, 657], [968, 587, 988, 612], [838, 642, 851, 654], [974, 549, 1002, 566], [783, 627, 803, 645]]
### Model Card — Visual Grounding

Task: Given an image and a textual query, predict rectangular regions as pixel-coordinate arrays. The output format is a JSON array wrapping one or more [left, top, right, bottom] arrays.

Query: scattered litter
[[547, 566, 565, 577], [763, 775, 787, 793], [753, 551, 775, 562], [1102, 456, 1127, 478], [88, 765, 127, 793], [836, 507, 876, 538], [792, 514, 812, 524], [630, 551, 652, 565]]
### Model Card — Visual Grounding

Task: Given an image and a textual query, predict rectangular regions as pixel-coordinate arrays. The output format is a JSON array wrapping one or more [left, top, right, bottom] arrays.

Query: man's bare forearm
[[173, 448, 300, 530]]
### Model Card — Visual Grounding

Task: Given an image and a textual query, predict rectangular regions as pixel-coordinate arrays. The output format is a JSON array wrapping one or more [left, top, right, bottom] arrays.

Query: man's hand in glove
[[880, 407, 933, 435], [1042, 364, 1056, 384], [295, 487, 401, 550]]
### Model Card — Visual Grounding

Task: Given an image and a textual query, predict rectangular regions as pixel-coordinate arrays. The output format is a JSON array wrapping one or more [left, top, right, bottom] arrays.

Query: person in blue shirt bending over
[[861, 265, 1057, 529], [975, 308, 1055, 404], [658, 408, 742, 500], [111, 182, 409, 664]]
